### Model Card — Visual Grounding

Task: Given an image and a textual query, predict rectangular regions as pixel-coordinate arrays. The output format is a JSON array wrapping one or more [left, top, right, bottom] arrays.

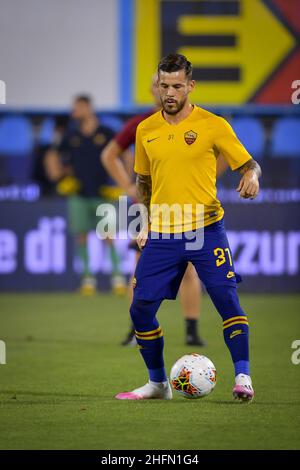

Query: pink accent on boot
[[233, 384, 254, 402], [115, 391, 144, 400]]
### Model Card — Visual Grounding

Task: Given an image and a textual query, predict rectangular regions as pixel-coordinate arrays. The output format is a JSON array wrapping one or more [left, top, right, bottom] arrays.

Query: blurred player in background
[[32, 118, 66, 196], [116, 54, 261, 402], [102, 76, 211, 347], [49, 95, 127, 295]]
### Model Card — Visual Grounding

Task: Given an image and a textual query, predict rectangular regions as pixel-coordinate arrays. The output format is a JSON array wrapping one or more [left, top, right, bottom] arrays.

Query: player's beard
[[161, 96, 187, 115]]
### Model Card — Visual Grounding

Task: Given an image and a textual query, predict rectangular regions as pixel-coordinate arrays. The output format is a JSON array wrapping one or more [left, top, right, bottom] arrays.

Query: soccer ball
[[170, 353, 217, 399]]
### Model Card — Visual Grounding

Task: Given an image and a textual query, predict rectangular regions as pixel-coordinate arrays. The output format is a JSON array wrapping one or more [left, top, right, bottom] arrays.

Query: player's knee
[[129, 299, 149, 328], [129, 298, 161, 329], [129, 300, 139, 326], [207, 285, 245, 320]]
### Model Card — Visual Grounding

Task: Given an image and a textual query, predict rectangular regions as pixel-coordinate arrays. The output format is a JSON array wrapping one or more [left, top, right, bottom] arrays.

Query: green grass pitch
[[0, 292, 299, 450]]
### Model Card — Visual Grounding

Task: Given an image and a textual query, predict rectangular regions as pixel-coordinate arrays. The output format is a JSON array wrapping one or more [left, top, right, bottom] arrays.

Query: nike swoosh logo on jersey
[[147, 137, 159, 143]]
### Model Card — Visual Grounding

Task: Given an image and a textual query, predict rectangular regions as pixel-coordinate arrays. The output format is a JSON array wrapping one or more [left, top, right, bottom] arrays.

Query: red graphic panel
[[255, 49, 300, 103], [254, 0, 300, 103]]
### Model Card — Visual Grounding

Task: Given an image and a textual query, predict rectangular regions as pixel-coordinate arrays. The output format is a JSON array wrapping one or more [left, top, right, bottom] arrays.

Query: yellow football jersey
[[134, 105, 252, 233]]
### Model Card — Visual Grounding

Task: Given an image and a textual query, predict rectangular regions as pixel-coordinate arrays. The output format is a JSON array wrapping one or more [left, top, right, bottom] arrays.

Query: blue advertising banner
[[0, 199, 135, 291], [0, 196, 299, 292], [223, 199, 300, 293]]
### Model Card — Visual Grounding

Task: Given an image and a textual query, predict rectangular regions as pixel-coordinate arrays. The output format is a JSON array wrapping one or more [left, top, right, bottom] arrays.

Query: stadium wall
[[0, 0, 118, 108], [1, 0, 299, 110]]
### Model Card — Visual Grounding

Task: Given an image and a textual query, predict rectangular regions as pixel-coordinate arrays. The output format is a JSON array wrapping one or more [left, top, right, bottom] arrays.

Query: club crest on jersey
[[184, 130, 197, 145], [94, 133, 106, 146]]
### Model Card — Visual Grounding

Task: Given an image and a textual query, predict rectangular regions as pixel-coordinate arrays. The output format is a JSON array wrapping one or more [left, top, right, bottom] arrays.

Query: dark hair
[[158, 54, 192, 80], [74, 94, 92, 105]]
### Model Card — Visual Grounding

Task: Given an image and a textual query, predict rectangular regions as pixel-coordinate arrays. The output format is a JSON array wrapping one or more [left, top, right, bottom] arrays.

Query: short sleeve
[[215, 117, 252, 171], [134, 124, 150, 175], [115, 116, 139, 150]]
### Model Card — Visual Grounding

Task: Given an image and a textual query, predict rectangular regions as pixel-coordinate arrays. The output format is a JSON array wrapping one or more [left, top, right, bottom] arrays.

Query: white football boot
[[116, 380, 173, 400], [233, 373, 254, 402]]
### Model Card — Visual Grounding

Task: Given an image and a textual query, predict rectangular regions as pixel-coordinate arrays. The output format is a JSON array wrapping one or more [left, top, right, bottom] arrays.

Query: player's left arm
[[214, 117, 261, 198], [235, 158, 262, 199], [216, 153, 229, 179]]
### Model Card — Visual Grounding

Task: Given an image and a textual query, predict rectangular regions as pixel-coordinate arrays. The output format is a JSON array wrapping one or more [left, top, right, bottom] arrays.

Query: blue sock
[[130, 298, 167, 383], [149, 368, 167, 383], [223, 323, 250, 376], [207, 286, 250, 377], [234, 360, 250, 376]]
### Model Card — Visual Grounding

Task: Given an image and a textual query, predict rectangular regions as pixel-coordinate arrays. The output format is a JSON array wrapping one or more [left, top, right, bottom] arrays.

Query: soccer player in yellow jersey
[[102, 74, 226, 347], [116, 54, 261, 402]]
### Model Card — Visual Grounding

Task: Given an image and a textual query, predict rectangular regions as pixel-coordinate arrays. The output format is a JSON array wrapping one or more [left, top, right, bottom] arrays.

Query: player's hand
[[136, 226, 149, 250], [126, 183, 138, 199], [57, 175, 81, 195], [236, 170, 259, 199]]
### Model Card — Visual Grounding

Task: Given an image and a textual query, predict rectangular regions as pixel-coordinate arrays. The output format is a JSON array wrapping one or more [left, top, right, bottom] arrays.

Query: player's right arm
[[101, 139, 137, 198], [134, 123, 152, 249], [136, 173, 152, 250]]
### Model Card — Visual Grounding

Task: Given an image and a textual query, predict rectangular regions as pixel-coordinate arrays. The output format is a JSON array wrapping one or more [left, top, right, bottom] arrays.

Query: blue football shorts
[[133, 218, 240, 301]]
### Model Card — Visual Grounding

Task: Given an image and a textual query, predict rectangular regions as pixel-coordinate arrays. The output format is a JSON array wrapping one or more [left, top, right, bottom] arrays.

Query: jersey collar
[[158, 104, 197, 126]]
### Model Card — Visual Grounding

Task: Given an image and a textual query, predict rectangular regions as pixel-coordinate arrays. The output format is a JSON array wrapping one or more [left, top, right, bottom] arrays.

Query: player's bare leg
[[179, 263, 206, 346]]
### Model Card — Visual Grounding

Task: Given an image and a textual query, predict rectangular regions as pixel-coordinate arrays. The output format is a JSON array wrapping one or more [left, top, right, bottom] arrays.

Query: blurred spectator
[[51, 95, 127, 295], [44, 148, 66, 184], [32, 117, 66, 196]]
